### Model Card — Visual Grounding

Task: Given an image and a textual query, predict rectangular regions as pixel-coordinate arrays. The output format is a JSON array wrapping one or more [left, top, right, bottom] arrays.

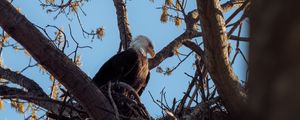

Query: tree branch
[[148, 31, 198, 69], [0, 67, 85, 118], [0, 67, 47, 97], [182, 97, 219, 119], [183, 41, 204, 57], [197, 0, 247, 118], [197, 32, 249, 42], [113, 0, 132, 50], [0, 1, 115, 119], [225, 0, 249, 25], [221, 0, 245, 13], [0, 86, 82, 117]]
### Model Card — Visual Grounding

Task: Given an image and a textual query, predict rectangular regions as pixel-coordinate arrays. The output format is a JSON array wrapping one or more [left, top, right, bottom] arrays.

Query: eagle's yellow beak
[[148, 49, 156, 58]]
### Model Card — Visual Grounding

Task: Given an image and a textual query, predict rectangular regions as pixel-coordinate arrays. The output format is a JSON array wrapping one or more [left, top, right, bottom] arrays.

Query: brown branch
[[175, 71, 198, 116], [108, 81, 120, 120], [0, 86, 83, 117], [182, 97, 219, 119], [221, 0, 245, 13], [149, 31, 198, 69], [0, 1, 115, 119], [183, 41, 204, 57], [195, 58, 208, 101], [197, 0, 247, 119], [149, 8, 201, 69], [197, 32, 249, 42], [227, 13, 247, 38], [113, 0, 132, 50], [0, 65, 85, 118], [229, 35, 249, 42], [165, 51, 193, 75], [0, 67, 47, 97], [225, 0, 249, 25]]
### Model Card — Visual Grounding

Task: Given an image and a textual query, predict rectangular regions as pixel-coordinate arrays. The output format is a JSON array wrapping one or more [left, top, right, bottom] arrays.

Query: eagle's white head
[[130, 35, 155, 58]]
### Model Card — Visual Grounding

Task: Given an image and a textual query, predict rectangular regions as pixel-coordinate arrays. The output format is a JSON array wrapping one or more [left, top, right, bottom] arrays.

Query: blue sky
[[0, 0, 248, 119]]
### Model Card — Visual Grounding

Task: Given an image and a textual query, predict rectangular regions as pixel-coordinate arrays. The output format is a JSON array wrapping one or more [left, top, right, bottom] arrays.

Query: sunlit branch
[[0, 67, 47, 96], [113, 0, 133, 50], [225, 0, 249, 25], [149, 30, 198, 69], [221, 0, 246, 13], [0, 86, 83, 118]]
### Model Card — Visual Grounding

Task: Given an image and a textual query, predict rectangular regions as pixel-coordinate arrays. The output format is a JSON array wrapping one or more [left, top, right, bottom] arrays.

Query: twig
[[225, 0, 249, 25], [166, 51, 193, 75], [227, 13, 247, 38], [148, 91, 165, 112], [68, 24, 93, 63], [20, 58, 39, 73], [111, 82, 141, 102], [74, 11, 97, 39], [239, 49, 249, 65], [186, 87, 199, 109], [175, 71, 198, 115], [45, 25, 68, 52], [108, 81, 120, 120]]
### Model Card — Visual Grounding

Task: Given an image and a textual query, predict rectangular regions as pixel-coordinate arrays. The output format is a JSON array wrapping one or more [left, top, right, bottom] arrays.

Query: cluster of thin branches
[[97, 82, 152, 120], [39, 0, 104, 40], [150, 54, 228, 120]]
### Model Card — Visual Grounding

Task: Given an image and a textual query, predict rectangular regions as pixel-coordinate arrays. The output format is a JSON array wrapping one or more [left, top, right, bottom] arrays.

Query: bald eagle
[[92, 35, 155, 95]]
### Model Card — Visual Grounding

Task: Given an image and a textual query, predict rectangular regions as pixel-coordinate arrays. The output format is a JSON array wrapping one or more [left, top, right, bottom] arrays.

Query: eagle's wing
[[92, 49, 139, 88], [138, 72, 150, 96]]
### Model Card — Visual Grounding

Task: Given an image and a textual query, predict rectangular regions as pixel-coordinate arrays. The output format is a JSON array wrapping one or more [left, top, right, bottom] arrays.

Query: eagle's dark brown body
[[92, 48, 150, 95]]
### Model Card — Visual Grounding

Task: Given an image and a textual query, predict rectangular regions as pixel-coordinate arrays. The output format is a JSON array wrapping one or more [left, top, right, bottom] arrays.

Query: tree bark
[[248, 0, 300, 120], [149, 31, 198, 69], [0, 67, 47, 97], [0, 86, 81, 117], [0, 67, 84, 117], [113, 0, 132, 50], [0, 1, 115, 119], [197, 0, 246, 119]]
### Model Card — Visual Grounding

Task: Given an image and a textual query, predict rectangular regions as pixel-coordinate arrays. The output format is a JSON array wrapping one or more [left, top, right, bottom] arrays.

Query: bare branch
[[227, 13, 247, 38], [175, 71, 198, 115], [225, 0, 249, 25], [229, 35, 249, 42], [149, 31, 198, 69], [108, 81, 120, 120], [113, 0, 132, 50], [0, 86, 83, 117], [0, 67, 47, 97], [148, 8, 202, 69], [182, 97, 220, 119], [221, 0, 246, 13], [197, 32, 249, 42], [183, 41, 204, 57]]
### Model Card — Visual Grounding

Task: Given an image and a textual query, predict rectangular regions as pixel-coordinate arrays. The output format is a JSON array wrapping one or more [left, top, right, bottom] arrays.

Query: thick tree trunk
[[248, 0, 300, 120], [196, 0, 247, 119], [0, 1, 116, 119]]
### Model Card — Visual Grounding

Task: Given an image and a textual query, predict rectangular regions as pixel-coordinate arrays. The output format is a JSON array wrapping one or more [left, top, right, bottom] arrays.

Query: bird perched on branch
[[92, 35, 155, 95]]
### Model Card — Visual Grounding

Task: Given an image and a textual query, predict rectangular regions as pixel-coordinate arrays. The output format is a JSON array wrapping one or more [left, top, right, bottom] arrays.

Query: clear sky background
[[0, 0, 248, 119]]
